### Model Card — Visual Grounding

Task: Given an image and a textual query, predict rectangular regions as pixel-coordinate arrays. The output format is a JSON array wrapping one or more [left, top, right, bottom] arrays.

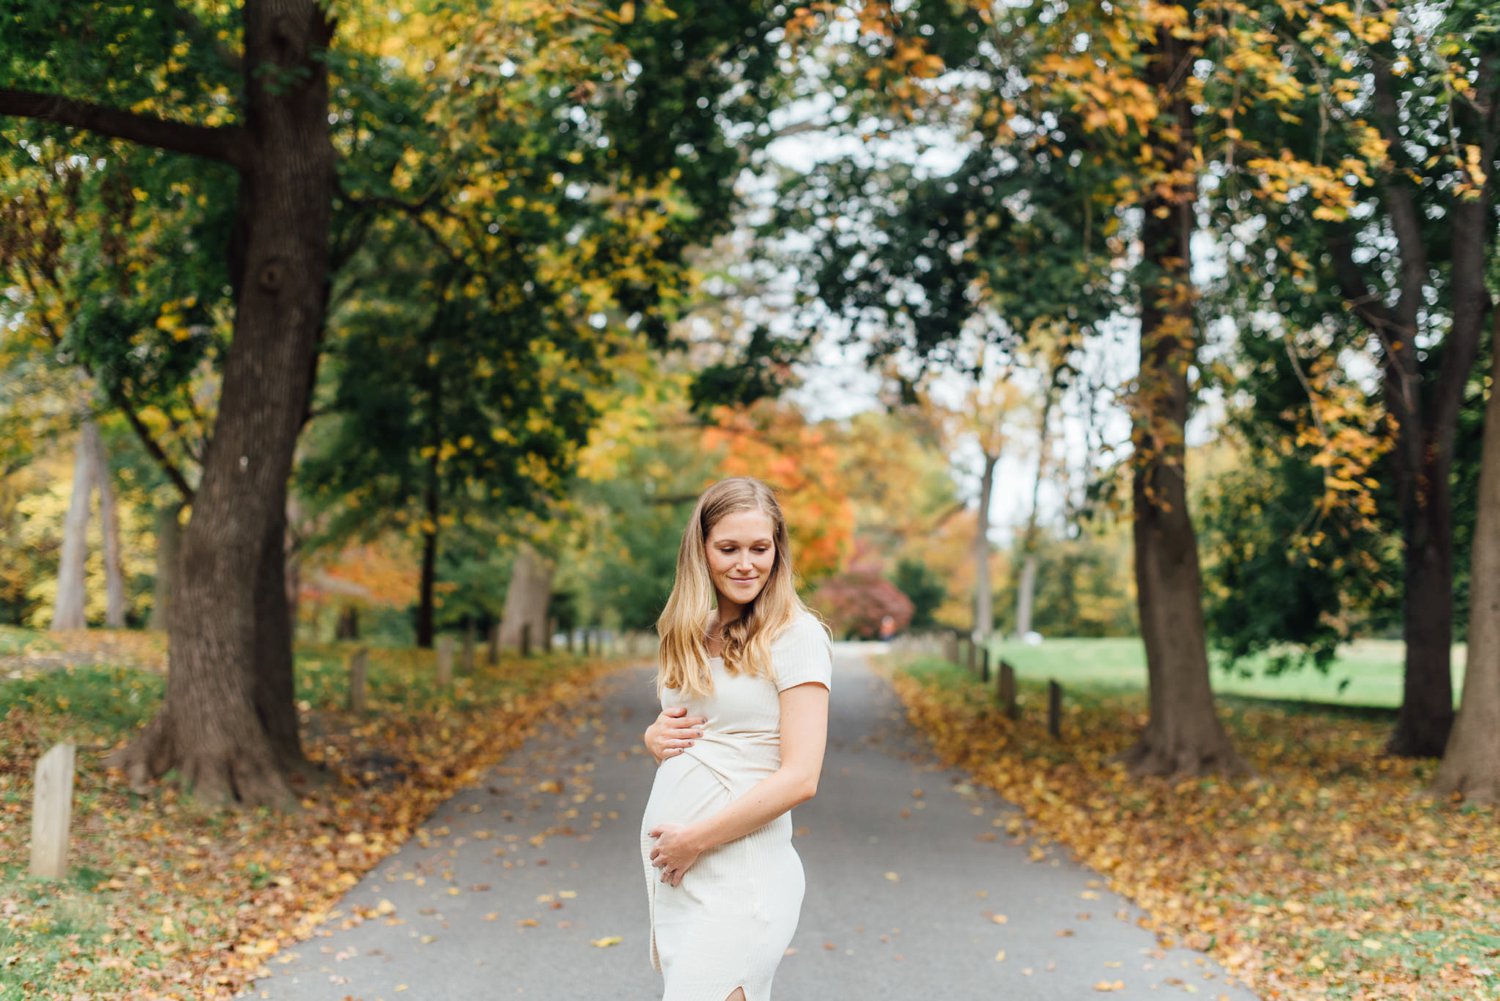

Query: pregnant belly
[[641, 753, 734, 834]]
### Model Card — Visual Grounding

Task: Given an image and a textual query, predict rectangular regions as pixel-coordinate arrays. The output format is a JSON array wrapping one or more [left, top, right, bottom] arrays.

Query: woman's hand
[[646, 822, 703, 887], [644, 706, 705, 764]]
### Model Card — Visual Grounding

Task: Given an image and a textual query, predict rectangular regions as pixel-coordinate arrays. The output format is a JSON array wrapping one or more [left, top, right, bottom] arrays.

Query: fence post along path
[[349, 648, 369, 714], [31, 742, 76, 879]]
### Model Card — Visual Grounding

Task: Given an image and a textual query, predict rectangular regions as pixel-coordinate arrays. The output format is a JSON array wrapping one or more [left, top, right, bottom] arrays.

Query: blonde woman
[[640, 477, 833, 1001]]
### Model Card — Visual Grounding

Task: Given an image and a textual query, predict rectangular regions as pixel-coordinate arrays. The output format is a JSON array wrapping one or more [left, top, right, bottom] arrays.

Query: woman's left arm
[[647, 682, 829, 886]]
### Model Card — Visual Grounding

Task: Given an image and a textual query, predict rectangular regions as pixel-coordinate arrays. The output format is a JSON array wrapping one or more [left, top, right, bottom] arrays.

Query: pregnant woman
[[640, 476, 833, 1001]]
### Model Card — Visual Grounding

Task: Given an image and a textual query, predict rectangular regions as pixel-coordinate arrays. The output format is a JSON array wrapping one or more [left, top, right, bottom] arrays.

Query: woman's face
[[704, 507, 777, 614]]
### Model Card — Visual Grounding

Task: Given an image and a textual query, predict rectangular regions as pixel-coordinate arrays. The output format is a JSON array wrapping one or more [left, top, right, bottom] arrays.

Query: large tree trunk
[[1390, 461, 1458, 756], [1432, 311, 1500, 803], [87, 421, 128, 628], [254, 504, 303, 768], [51, 422, 94, 630], [1119, 10, 1246, 778], [973, 452, 998, 643], [150, 500, 182, 632], [107, 1, 335, 807], [499, 543, 554, 652]]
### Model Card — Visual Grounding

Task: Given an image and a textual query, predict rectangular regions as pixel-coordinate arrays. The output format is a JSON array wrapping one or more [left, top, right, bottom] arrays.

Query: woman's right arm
[[644, 706, 705, 764]]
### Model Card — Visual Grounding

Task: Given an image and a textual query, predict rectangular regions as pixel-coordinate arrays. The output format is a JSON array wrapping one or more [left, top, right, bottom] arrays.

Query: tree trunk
[[51, 423, 94, 630], [416, 480, 438, 650], [1014, 378, 1056, 638], [107, 1, 336, 807], [1014, 554, 1038, 638], [253, 504, 303, 768], [973, 452, 998, 643], [500, 543, 554, 652], [150, 499, 182, 631], [1119, 11, 1246, 778], [1432, 310, 1500, 802], [86, 421, 128, 628]]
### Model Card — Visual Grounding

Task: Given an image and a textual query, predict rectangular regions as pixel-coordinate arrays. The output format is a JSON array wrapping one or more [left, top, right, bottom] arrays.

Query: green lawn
[[986, 637, 1467, 710]]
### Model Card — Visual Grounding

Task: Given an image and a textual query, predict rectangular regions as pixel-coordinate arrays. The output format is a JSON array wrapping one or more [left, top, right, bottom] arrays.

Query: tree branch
[[0, 88, 245, 167]]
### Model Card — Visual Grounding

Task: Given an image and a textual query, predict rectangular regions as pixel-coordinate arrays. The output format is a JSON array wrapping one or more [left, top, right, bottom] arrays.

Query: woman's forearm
[[686, 769, 817, 854]]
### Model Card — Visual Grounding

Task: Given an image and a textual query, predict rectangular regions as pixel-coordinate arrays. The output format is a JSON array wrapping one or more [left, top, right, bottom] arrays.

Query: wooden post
[[521, 622, 532, 658], [566, 628, 575, 653], [30, 743, 75, 879], [488, 622, 501, 666], [944, 630, 958, 664], [348, 648, 368, 714], [1047, 680, 1062, 739], [462, 621, 476, 674], [436, 635, 455, 688], [981, 647, 991, 684], [999, 660, 1018, 720], [967, 636, 978, 675], [544, 617, 554, 653]]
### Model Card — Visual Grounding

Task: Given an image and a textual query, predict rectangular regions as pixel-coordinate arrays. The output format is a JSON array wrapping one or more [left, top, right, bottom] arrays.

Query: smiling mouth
[[730, 577, 757, 582]]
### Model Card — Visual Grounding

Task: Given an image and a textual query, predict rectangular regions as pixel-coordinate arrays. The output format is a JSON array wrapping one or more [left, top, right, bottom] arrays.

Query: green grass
[[0, 863, 130, 999], [984, 637, 1466, 710], [0, 626, 55, 657]]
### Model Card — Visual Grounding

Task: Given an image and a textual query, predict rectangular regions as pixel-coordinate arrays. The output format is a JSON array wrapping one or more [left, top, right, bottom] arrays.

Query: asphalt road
[[244, 645, 1260, 1000]]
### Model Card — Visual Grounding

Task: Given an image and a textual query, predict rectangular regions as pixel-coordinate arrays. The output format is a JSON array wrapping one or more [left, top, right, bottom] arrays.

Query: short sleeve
[[772, 613, 833, 693]]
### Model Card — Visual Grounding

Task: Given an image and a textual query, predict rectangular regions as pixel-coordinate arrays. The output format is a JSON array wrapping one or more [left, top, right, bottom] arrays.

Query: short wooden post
[[348, 647, 368, 714], [981, 647, 991, 684], [488, 622, 501, 666], [1047, 680, 1062, 739], [462, 621, 477, 674], [999, 660, 1018, 720], [544, 617, 555, 653], [436, 635, 455, 687], [566, 628, 575, 653], [521, 622, 532, 658], [967, 636, 978, 675], [30, 743, 75, 879]]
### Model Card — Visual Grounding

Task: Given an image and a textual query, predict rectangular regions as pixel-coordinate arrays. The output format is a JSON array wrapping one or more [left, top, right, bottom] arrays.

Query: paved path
[[245, 646, 1258, 1000]]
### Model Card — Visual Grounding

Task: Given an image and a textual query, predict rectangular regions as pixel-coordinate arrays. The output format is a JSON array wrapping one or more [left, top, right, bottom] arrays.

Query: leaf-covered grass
[[988, 636, 1467, 709], [890, 656, 1499, 1001], [0, 636, 628, 1000], [0, 625, 56, 658]]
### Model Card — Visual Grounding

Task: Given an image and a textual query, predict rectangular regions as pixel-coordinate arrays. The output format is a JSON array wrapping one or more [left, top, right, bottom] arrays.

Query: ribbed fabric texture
[[640, 611, 833, 1001]]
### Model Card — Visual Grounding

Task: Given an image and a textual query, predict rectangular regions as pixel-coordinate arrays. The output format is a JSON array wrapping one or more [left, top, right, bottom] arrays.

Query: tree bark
[[51, 423, 94, 631], [107, 1, 336, 807], [253, 503, 304, 768], [416, 471, 438, 649], [500, 543, 554, 652], [1119, 11, 1246, 778], [150, 500, 183, 632], [1014, 374, 1057, 638], [1432, 310, 1500, 803], [973, 451, 998, 643], [86, 421, 128, 628]]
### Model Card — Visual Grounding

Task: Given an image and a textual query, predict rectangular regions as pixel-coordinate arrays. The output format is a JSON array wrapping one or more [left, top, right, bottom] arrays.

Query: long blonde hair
[[656, 477, 806, 698]]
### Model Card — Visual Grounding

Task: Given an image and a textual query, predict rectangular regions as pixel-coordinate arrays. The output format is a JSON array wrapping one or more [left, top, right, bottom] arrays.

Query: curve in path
[[245, 645, 1260, 1000]]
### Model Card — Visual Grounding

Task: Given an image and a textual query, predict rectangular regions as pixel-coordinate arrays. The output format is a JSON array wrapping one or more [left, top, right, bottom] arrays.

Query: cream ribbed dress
[[639, 611, 833, 1001]]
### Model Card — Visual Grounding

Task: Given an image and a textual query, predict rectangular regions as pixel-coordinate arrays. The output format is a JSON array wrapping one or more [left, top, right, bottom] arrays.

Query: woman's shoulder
[[771, 608, 831, 650]]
